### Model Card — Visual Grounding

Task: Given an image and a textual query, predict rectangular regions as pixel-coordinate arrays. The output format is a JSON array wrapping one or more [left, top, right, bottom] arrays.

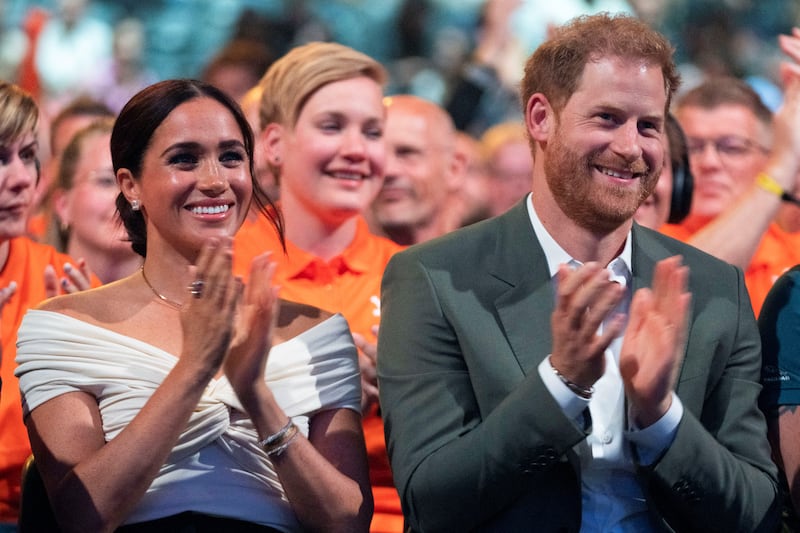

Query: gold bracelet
[[756, 172, 784, 198]]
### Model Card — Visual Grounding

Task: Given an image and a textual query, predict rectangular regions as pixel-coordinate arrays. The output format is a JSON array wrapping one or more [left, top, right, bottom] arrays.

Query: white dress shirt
[[527, 195, 683, 532]]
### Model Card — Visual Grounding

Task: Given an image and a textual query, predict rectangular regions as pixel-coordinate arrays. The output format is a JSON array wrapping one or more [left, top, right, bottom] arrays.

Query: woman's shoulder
[[36, 276, 143, 323], [275, 299, 333, 342]]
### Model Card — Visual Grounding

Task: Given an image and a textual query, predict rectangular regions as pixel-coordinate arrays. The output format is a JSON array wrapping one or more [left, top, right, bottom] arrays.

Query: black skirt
[[117, 511, 284, 533]]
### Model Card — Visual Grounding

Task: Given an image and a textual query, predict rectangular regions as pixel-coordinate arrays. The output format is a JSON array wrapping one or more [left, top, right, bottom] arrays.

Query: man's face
[[543, 56, 666, 233], [373, 102, 453, 231], [677, 104, 769, 224]]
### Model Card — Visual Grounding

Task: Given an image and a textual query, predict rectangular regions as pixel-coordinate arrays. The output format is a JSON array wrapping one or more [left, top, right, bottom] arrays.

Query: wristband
[[756, 172, 800, 207]]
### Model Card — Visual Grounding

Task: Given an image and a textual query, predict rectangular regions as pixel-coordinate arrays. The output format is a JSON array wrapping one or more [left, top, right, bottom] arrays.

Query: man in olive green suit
[[377, 13, 780, 533]]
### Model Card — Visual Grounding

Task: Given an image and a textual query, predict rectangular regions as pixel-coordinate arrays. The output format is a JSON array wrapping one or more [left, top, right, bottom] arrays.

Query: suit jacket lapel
[[631, 224, 658, 294], [489, 214, 696, 379], [490, 201, 555, 375]]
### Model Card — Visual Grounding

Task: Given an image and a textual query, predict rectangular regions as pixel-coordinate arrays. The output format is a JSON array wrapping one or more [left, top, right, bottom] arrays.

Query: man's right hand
[[549, 262, 625, 389]]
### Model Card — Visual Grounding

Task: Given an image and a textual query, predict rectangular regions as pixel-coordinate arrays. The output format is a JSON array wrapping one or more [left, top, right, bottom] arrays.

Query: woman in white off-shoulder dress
[[15, 79, 373, 533]]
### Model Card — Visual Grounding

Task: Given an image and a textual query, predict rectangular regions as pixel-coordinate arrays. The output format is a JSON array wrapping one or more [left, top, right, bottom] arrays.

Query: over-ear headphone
[[666, 113, 693, 224]]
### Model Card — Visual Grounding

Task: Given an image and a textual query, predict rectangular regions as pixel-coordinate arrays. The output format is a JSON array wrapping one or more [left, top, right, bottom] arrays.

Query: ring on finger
[[189, 279, 204, 299]]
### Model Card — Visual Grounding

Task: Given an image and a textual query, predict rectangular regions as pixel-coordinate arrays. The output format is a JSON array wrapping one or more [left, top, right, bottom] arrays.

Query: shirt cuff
[[538, 355, 590, 421], [626, 392, 683, 465]]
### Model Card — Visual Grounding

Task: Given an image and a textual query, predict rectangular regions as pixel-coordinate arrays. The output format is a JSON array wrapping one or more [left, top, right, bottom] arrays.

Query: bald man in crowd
[[369, 95, 466, 245]]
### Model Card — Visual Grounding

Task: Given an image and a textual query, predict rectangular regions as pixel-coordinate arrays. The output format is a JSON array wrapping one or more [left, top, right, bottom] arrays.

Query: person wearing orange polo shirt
[[661, 73, 800, 317], [233, 43, 405, 533], [0, 81, 99, 531]]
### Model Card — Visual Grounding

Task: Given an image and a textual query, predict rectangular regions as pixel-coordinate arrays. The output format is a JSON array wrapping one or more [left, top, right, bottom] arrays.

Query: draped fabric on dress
[[15, 310, 360, 527]]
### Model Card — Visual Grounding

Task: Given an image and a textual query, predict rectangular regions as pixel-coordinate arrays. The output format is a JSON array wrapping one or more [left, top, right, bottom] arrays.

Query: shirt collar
[[526, 193, 632, 283], [286, 217, 377, 278]]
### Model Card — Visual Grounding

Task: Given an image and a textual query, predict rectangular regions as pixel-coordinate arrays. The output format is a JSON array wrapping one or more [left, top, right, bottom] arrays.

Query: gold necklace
[[140, 267, 182, 310]]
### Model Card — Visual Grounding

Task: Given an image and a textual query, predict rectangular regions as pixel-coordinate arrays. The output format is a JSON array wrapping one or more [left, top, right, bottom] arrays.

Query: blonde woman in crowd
[[233, 42, 405, 532], [0, 81, 95, 531]]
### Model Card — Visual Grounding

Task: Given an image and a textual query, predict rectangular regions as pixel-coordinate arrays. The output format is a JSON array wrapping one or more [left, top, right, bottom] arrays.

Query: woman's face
[[126, 97, 251, 258], [278, 75, 386, 224], [0, 132, 38, 241], [58, 132, 131, 254], [634, 134, 674, 230]]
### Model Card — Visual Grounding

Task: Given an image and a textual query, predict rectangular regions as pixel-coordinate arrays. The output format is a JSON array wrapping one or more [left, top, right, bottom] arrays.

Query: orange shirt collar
[[284, 217, 377, 279]]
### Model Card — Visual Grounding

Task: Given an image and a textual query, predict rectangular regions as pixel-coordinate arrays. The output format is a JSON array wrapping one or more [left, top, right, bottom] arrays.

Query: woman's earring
[[131, 199, 141, 211]]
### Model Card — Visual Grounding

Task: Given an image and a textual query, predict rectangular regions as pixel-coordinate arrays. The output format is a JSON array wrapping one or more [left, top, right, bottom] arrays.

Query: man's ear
[[261, 123, 285, 166], [525, 93, 554, 142], [445, 144, 468, 193], [117, 168, 139, 207]]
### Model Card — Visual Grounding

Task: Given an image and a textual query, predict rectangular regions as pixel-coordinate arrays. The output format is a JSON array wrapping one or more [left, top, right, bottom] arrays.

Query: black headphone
[[666, 113, 693, 224]]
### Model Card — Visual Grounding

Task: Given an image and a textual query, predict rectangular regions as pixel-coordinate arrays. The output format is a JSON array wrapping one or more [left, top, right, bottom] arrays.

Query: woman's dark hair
[[111, 79, 283, 257]]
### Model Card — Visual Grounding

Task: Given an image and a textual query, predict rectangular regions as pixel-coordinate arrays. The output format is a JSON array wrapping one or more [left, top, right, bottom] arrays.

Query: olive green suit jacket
[[377, 200, 780, 533]]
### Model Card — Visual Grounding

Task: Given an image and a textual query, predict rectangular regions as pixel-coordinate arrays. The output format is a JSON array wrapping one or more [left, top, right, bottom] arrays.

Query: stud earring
[[131, 199, 141, 211]]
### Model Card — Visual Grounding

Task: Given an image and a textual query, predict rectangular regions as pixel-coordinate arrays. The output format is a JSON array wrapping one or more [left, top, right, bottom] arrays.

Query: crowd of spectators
[[0, 1, 798, 124]]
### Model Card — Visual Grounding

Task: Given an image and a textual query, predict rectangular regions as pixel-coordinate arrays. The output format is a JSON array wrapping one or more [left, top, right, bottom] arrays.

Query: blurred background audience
[[27, 95, 114, 241], [0, 1, 796, 127], [478, 120, 533, 217], [48, 117, 142, 283]]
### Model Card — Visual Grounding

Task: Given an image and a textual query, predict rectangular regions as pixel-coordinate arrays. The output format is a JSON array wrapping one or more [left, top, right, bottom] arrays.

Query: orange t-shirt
[[25, 213, 47, 242], [658, 222, 693, 243], [234, 214, 406, 533], [660, 222, 800, 317], [0, 237, 100, 522]]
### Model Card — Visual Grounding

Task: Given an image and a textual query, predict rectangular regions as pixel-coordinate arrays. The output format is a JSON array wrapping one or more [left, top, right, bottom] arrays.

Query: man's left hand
[[619, 256, 691, 428]]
